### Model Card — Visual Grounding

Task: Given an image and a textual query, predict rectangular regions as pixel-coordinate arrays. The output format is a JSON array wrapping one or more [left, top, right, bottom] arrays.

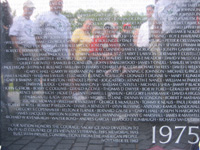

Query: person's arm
[[10, 36, 23, 55], [133, 28, 139, 46], [137, 26, 143, 47], [71, 29, 81, 60]]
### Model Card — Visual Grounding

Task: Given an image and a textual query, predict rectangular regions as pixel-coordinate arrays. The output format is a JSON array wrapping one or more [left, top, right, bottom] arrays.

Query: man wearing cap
[[9, 0, 38, 101], [89, 22, 120, 100], [137, 5, 154, 48], [10, 0, 36, 53], [70, 20, 93, 100], [34, 0, 72, 102]]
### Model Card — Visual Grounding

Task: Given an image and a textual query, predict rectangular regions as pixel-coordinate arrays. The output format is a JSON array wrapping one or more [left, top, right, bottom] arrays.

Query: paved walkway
[[1, 91, 198, 150]]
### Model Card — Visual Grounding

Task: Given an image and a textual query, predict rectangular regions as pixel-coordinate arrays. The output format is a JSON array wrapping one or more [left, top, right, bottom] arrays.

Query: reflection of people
[[119, 23, 133, 48], [109, 23, 143, 120], [118, 23, 143, 74], [107, 23, 152, 120], [71, 20, 93, 100], [137, 5, 154, 48], [154, 0, 199, 121], [133, 28, 139, 46], [84, 26, 102, 96], [89, 22, 120, 100], [35, 0, 72, 101], [9, 0, 37, 101]]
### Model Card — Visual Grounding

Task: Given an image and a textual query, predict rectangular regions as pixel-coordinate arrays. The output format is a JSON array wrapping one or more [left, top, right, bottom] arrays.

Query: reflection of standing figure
[[107, 23, 154, 119], [9, 0, 37, 102], [85, 26, 102, 96], [117, 23, 143, 101], [133, 28, 139, 46], [71, 20, 93, 100], [34, 0, 72, 102], [89, 22, 120, 100], [137, 5, 154, 48], [154, 0, 199, 122]]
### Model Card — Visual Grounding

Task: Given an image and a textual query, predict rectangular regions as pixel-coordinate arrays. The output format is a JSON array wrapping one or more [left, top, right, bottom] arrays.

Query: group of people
[[2, 0, 153, 104], [1, 0, 200, 114], [1, 0, 200, 149]]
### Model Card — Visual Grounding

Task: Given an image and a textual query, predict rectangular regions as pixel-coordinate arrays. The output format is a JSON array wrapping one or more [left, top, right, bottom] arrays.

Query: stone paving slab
[[21, 142, 42, 150], [104, 147, 120, 150], [75, 138, 90, 143], [89, 139, 104, 144], [2, 141, 13, 147], [120, 144, 136, 149], [32, 138, 48, 143], [71, 147, 87, 150], [73, 142, 88, 147], [7, 144, 24, 150], [60, 139, 75, 144], [13, 140, 32, 145], [55, 143, 72, 149], [87, 145, 103, 150], [43, 138, 62, 146], [38, 146, 54, 150], [104, 142, 119, 147]]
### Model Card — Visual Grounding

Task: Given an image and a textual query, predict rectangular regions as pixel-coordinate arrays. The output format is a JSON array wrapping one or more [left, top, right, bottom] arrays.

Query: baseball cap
[[123, 23, 132, 29], [104, 22, 115, 30], [23, 0, 35, 8]]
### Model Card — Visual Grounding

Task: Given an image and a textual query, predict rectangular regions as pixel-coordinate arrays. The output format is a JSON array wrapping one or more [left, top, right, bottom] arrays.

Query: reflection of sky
[[8, 0, 154, 19]]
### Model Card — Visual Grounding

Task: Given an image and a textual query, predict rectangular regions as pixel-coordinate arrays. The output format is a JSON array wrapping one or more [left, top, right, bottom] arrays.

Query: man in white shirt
[[35, 0, 71, 59], [137, 5, 154, 48], [34, 0, 72, 102], [9, 0, 36, 54], [9, 0, 37, 101], [154, 0, 199, 116]]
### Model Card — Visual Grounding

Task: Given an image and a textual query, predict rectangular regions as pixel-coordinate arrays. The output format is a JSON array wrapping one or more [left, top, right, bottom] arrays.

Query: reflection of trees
[[62, 8, 145, 31]]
